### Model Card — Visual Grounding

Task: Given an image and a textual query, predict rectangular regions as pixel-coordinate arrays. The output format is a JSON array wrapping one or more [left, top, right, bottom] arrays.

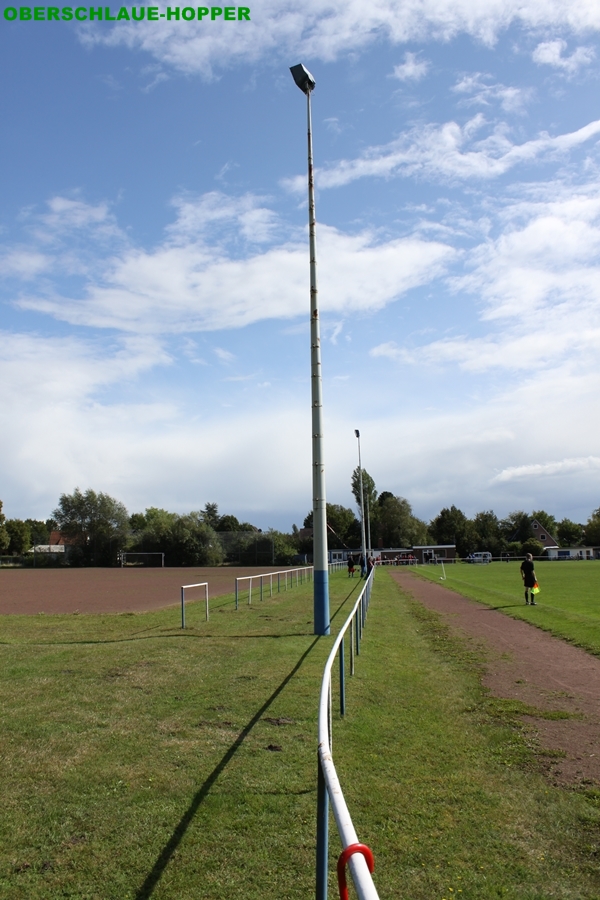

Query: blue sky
[[2, 1, 600, 530]]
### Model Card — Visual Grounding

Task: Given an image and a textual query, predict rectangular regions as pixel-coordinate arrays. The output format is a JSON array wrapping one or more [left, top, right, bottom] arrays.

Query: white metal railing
[[316, 569, 378, 900], [180, 581, 209, 628], [235, 567, 313, 608]]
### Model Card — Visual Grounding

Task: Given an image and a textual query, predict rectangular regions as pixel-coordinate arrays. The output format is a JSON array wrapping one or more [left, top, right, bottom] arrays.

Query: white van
[[470, 552, 492, 564]]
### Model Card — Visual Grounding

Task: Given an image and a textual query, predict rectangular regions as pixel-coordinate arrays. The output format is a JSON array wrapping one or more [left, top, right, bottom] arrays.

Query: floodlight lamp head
[[290, 64, 316, 94], [355, 429, 360, 439]]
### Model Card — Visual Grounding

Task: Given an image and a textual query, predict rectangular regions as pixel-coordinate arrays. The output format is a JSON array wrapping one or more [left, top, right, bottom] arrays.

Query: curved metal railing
[[316, 569, 379, 900]]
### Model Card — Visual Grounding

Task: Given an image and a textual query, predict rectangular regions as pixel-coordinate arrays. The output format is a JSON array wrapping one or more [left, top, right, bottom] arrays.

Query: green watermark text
[[3, 5, 250, 19]]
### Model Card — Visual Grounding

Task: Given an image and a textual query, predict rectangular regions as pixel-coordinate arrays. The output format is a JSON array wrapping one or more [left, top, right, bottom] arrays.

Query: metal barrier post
[[356, 609, 360, 656], [260, 575, 263, 602], [340, 636, 345, 716], [181, 586, 185, 629], [205, 584, 209, 622], [248, 578, 252, 606], [350, 618, 355, 675], [235, 578, 239, 610], [316, 757, 329, 900], [270, 574, 273, 597]]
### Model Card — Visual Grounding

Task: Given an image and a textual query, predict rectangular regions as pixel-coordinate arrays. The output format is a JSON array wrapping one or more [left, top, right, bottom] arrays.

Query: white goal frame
[[120, 552, 165, 568]]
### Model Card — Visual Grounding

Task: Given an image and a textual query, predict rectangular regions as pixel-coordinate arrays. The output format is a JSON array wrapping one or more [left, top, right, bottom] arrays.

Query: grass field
[[415, 561, 600, 657], [1, 569, 600, 899]]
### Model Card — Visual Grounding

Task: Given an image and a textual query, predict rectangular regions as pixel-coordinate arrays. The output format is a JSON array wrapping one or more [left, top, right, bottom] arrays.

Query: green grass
[[1, 570, 600, 899], [414, 561, 600, 656]]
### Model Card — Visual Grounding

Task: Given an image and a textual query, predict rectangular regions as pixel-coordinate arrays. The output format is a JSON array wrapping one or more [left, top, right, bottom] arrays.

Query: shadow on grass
[[11, 585, 361, 647], [133, 632, 322, 900], [133, 585, 359, 899], [485, 604, 527, 611]]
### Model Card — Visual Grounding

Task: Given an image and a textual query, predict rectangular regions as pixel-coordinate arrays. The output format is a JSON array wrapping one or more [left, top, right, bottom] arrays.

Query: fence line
[[180, 582, 209, 628], [316, 568, 378, 900], [234, 567, 315, 608]]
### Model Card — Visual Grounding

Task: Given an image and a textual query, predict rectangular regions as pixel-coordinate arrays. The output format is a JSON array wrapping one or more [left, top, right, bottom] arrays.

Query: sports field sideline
[[0, 566, 285, 615], [416, 559, 600, 657], [2, 567, 600, 899]]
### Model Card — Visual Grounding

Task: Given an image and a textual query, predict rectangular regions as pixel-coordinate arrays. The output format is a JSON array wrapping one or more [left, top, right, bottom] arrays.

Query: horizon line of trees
[[2, 483, 600, 567]]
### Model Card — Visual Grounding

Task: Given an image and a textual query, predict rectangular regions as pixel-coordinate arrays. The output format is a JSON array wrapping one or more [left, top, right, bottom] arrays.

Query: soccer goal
[[120, 552, 165, 568]]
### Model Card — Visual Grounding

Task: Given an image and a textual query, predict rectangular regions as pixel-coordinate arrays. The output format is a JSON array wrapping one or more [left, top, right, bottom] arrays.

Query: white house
[[546, 547, 600, 560]]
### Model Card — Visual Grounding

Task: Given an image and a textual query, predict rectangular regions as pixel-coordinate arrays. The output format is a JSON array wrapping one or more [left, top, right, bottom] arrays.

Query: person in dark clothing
[[359, 554, 366, 578], [347, 555, 355, 578], [520, 553, 537, 605]]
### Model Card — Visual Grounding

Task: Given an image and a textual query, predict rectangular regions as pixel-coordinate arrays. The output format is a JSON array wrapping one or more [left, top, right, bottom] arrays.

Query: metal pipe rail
[[235, 566, 313, 609], [316, 569, 378, 900]]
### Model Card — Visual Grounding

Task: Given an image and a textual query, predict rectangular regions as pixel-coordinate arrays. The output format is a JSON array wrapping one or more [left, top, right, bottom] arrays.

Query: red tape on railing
[[337, 843, 375, 900]]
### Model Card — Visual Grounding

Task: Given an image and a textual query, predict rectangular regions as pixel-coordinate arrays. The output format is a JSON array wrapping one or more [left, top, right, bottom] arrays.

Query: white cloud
[[10, 193, 454, 334], [214, 347, 235, 363], [0, 249, 53, 279], [452, 73, 531, 113], [392, 52, 430, 82], [284, 116, 600, 191], [371, 182, 600, 374], [80, 0, 600, 78], [533, 39, 595, 74], [491, 456, 600, 483], [33, 196, 125, 244]]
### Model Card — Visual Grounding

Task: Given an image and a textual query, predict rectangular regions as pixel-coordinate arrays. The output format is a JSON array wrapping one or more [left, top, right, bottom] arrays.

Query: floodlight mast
[[290, 63, 330, 639], [355, 429, 367, 572]]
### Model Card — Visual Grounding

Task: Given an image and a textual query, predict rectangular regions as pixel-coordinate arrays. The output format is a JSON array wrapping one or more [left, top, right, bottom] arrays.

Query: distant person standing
[[520, 553, 537, 605], [347, 555, 355, 578], [359, 554, 366, 578]]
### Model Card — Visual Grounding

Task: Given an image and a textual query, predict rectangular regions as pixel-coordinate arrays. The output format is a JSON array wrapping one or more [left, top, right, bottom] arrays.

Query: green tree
[[378, 495, 428, 548], [130, 507, 224, 566], [326, 504, 360, 548], [6, 519, 31, 555], [351, 468, 377, 519], [267, 529, 298, 566], [169, 513, 223, 566], [521, 538, 545, 557], [202, 502, 220, 530], [53, 488, 130, 566], [25, 519, 50, 546], [499, 511, 531, 546], [557, 518, 584, 547], [472, 511, 503, 557], [429, 506, 475, 557], [0, 501, 9, 552], [302, 504, 361, 549], [584, 508, 600, 546], [216, 514, 241, 532]]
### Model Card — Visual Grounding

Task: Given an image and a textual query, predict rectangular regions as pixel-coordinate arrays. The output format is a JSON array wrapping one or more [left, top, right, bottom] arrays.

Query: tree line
[[0, 491, 299, 567], [1, 478, 600, 567]]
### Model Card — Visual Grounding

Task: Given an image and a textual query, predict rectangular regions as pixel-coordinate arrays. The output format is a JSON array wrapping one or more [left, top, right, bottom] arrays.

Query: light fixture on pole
[[290, 63, 329, 638], [355, 429, 367, 575]]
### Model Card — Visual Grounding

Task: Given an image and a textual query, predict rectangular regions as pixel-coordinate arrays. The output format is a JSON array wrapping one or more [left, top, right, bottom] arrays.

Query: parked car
[[467, 552, 492, 564]]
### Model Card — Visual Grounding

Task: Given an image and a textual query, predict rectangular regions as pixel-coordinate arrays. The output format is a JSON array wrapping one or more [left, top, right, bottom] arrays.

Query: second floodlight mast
[[355, 430, 367, 574], [290, 63, 330, 637]]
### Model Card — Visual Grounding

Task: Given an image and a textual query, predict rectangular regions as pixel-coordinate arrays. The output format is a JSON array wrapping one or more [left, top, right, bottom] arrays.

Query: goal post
[[120, 552, 165, 568]]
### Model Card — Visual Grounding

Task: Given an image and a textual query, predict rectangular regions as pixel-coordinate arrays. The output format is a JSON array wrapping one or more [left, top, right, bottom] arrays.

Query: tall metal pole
[[355, 430, 367, 576], [304, 80, 330, 636]]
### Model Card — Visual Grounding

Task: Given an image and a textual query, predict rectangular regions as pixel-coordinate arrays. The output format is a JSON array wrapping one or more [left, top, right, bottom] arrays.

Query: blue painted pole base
[[314, 569, 330, 636]]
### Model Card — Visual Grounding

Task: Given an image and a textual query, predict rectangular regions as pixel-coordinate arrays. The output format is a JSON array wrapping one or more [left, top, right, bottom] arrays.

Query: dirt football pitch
[[0, 566, 287, 615]]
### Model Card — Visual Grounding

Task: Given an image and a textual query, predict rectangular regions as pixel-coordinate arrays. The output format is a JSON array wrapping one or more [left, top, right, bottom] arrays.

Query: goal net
[[120, 552, 165, 568]]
